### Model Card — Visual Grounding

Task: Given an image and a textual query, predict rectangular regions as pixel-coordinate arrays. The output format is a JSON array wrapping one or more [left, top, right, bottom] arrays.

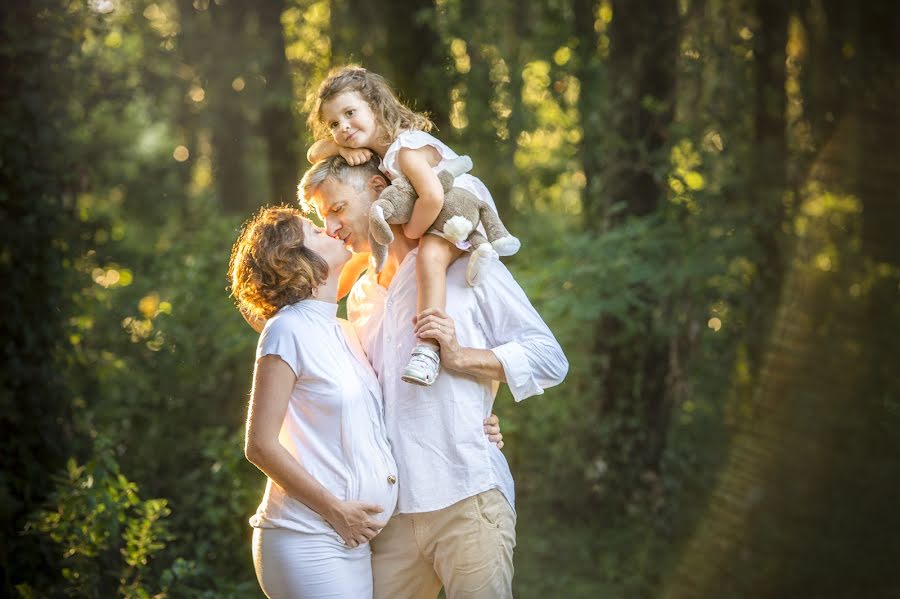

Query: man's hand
[[325, 500, 384, 548], [414, 307, 507, 381], [339, 147, 373, 166], [484, 413, 504, 450], [413, 308, 461, 366]]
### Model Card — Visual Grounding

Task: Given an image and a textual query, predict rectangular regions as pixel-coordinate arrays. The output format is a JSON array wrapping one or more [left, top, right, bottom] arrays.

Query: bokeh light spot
[[173, 145, 190, 162]]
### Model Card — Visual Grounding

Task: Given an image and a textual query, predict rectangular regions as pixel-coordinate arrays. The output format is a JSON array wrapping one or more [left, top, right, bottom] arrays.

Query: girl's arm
[[244, 355, 384, 547], [308, 138, 374, 166], [307, 139, 339, 163], [396, 146, 444, 239]]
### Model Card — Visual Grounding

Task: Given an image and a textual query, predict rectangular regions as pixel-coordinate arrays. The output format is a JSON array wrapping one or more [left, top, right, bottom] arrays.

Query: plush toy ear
[[391, 176, 415, 194], [370, 232, 388, 273]]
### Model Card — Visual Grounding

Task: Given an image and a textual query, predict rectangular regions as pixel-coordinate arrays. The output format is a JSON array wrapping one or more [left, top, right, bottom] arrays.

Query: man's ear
[[370, 174, 388, 194]]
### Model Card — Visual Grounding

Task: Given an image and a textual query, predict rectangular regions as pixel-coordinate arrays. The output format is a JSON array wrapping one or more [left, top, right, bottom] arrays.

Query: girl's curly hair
[[229, 206, 329, 320], [306, 65, 434, 146]]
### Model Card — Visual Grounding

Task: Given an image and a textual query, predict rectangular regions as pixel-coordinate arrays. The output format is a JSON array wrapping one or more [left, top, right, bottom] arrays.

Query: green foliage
[[24, 441, 172, 598], [6, 0, 900, 596]]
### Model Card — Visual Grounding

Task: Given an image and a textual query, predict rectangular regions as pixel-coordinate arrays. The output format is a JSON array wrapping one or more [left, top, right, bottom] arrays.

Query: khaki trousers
[[371, 488, 516, 599]]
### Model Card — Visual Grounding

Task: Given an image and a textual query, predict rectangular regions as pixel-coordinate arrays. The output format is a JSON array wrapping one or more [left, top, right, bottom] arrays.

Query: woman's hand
[[484, 413, 504, 449], [326, 501, 384, 548], [338, 147, 373, 166]]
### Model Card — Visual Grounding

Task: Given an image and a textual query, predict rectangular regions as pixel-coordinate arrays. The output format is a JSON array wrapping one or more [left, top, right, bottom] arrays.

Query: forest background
[[3, 0, 899, 597]]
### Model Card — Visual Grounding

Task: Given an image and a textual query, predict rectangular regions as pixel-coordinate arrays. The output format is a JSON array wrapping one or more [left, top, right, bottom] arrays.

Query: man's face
[[313, 176, 381, 254]]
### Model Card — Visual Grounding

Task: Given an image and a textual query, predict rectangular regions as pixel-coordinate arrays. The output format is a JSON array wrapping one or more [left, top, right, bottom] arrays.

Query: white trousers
[[252, 527, 373, 599]]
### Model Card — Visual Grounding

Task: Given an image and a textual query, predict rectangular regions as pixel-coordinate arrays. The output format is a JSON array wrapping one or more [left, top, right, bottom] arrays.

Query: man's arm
[[414, 308, 505, 380], [470, 262, 568, 401], [413, 258, 568, 402], [241, 308, 266, 334]]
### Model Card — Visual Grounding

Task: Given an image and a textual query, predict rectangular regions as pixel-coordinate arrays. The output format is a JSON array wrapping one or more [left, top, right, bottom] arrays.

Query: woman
[[229, 206, 502, 598]]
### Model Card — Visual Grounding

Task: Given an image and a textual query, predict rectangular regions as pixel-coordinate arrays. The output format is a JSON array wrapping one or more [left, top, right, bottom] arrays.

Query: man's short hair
[[298, 156, 384, 217]]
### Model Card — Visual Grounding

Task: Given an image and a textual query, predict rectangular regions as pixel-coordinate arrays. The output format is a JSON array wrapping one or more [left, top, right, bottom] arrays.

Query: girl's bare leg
[[401, 234, 462, 386]]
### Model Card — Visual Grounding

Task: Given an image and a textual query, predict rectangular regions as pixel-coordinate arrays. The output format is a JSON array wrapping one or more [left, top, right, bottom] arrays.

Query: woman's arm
[[396, 146, 444, 239], [244, 355, 384, 547]]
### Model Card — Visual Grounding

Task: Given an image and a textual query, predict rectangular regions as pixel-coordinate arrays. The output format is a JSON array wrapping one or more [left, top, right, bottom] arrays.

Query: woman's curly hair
[[306, 65, 434, 146], [229, 206, 329, 320]]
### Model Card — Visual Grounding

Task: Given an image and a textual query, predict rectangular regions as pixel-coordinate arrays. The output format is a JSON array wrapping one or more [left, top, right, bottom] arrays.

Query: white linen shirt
[[347, 250, 569, 514], [249, 300, 399, 540]]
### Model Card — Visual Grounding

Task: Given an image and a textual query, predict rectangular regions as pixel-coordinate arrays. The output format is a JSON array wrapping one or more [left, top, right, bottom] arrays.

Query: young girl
[[306, 65, 517, 386]]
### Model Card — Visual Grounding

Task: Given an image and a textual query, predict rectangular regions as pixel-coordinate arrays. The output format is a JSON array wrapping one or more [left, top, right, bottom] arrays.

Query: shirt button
[[387, 474, 397, 485]]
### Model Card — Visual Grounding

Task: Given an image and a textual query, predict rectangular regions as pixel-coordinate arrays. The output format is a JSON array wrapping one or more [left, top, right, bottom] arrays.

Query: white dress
[[380, 130, 499, 250]]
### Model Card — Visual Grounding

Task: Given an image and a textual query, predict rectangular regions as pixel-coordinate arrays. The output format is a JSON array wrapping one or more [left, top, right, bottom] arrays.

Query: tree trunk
[[331, 0, 449, 129], [602, 0, 679, 223], [574, 0, 605, 229], [745, 0, 789, 374], [586, 0, 680, 485], [255, 0, 301, 204], [662, 3, 900, 595], [206, 1, 252, 213]]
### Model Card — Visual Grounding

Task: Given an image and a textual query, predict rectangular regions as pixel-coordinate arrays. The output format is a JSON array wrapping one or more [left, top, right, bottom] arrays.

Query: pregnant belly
[[356, 459, 399, 524]]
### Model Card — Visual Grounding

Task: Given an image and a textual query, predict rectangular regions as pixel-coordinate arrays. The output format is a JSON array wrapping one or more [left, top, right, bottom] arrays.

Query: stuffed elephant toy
[[368, 156, 520, 285]]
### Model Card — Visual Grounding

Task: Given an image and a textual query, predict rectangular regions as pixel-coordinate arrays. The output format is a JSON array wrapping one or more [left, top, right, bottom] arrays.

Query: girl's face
[[300, 218, 350, 271], [321, 91, 379, 150]]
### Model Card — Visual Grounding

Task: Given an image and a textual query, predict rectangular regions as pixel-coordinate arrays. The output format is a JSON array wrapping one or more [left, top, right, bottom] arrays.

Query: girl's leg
[[402, 234, 462, 386], [252, 527, 373, 598], [416, 234, 462, 317]]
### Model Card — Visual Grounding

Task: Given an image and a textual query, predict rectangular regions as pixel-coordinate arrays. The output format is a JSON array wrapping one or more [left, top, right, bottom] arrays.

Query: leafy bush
[[22, 440, 173, 598]]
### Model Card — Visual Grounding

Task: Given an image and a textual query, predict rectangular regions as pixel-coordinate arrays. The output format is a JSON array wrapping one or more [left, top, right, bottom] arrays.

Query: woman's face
[[301, 217, 351, 271]]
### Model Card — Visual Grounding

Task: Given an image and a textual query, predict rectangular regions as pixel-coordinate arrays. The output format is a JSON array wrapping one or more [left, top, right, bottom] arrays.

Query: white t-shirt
[[348, 250, 569, 514], [249, 300, 399, 539]]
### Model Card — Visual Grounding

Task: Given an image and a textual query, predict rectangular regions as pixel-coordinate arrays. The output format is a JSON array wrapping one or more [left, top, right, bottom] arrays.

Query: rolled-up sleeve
[[476, 263, 569, 402]]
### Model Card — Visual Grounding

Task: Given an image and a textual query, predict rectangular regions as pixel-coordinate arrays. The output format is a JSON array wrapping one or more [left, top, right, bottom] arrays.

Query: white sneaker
[[466, 243, 497, 287], [401, 344, 441, 386]]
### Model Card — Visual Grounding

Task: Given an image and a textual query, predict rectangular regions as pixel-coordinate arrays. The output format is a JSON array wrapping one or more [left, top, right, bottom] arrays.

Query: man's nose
[[325, 218, 340, 237]]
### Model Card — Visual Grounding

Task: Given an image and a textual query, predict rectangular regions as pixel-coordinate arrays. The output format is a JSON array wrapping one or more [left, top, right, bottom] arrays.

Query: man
[[299, 156, 568, 599]]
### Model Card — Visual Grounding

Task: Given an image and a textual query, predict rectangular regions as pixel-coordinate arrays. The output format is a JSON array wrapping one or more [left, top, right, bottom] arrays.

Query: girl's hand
[[339, 147, 373, 166]]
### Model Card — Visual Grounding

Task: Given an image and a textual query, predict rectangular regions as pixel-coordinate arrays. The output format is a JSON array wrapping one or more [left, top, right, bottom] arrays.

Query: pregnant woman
[[229, 206, 500, 598]]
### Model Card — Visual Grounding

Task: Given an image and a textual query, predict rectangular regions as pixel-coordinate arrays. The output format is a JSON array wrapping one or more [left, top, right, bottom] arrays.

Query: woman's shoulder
[[262, 304, 319, 337]]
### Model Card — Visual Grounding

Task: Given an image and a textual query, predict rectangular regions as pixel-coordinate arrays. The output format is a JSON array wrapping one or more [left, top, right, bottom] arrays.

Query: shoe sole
[[401, 373, 435, 386]]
